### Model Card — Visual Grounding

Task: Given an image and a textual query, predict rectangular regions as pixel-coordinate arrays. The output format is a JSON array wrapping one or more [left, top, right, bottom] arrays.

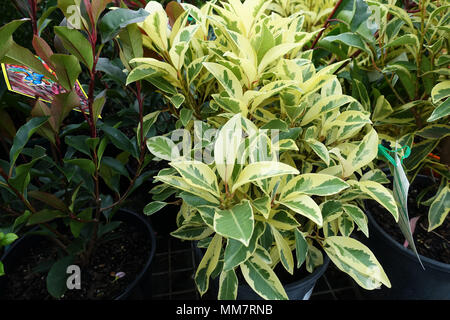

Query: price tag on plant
[[1, 57, 89, 114]]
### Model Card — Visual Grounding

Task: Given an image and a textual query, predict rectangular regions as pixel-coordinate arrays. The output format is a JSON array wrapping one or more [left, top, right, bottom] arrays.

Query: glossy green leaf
[[46, 255, 75, 298], [54, 26, 93, 70], [10, 117, 48, 168]]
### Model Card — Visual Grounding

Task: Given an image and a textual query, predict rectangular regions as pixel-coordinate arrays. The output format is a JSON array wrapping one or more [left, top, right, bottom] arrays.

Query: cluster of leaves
[[129, 0, 402, 300], [0, 232, 18, 277], [314, 0, 449, 234], [269, 0, 338, 32]]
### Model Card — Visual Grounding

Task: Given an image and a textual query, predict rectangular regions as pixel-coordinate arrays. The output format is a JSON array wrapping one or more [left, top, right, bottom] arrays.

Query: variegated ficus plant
[[121, 0, 400, 300], [269, 0, 338, 32], [314, 0, 449, 249]]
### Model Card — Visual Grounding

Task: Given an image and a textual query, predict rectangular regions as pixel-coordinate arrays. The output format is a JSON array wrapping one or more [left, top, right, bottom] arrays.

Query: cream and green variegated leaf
[[170, 93, 185, 109], [355, 180, 399, 222], [324, 220, 339, 237], [272, 226, 294, 274], [195, 233, 222, 295], [203, 62, 243, 99], [255, 245, 272, 264], [306, 243, 323, 273], [143, 201, 167, 216], [146, 135, 180, 161], [280, 174, 349, 199], [431, 81, 450, 103], [344, 128, 378, 177], [231, 161, 299, 193], [169, 24, 200, 70], [137, 111, 160, 146], [342, 204, 369, 237], [372, 95, 393, 121], [305, 139, 330, 166], [250, 80, 298, 112], [267, 210, 300, 230], [154, 175, 219, 204], [338, 213, 355, 237], [247, 132, 276, 164], [140, 1, 169, 52], [218, 269, 238, 300], [321, 200, 343, 223], [125, 64, 160, 86], [301, 95, 357, 125], [382, 34, 420, 51], [428, 98, 450, 122], [275, 139, 299, 152], [240, 255, 288, 300], [331, 111, 372, 142], [214, 114, 244, 185], [258, 43, 302, 75], [171, 223, 214, 240], [321, 77, 342, 96], [360, 169, 390, 184], [186, 56, 207, 85], [170, 161, 220, 197], [294, 229, 308, 269], [251, 20, 275, 64], [276, 195, 322, 226], [196, 206, 216, 228], [223, 221, 265, 271], [214, 200, 254, 246], [251, 195, 271, 219], [168, 8, 190, 44], [428, 184, 450, 231], [129, 58, 179, 84], [238, 0, 270, 37], [299, 74, 333, 95], [323, 236, 391, 290]]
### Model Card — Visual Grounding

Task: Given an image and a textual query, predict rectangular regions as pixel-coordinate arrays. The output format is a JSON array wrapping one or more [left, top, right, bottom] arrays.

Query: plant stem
[[84, 35, 102, 264], [28, 0, 38, 35], [310, 0, 343, 49], [370, 55, 406, 104], [415, 0, 426, 100]]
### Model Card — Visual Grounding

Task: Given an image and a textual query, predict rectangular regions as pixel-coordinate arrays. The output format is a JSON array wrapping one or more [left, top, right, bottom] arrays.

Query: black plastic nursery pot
[[235, 255, 330, 300], [363, 176, 450, 300], [0, 209, 156, 300]]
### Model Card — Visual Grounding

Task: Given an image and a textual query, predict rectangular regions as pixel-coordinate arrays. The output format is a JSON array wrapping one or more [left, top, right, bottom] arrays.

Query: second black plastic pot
[[362, 176, 450, 300], [0, 209, 156, 300]]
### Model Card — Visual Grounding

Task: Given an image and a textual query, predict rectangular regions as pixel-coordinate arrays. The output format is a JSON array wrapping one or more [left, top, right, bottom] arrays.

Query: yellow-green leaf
[[170, 161, 220, 197], [324, 236, 391, 290], [195, 233, 222, 295], [240, 255, 288, 300], [231, 161, 299, 193]]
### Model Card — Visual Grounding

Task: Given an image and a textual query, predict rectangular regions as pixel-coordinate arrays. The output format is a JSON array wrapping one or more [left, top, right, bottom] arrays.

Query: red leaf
[[165, 1, 185, 27], [403, 216, 420, 248]]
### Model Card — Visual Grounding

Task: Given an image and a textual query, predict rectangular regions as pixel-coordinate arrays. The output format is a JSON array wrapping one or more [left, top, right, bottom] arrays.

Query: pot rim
[[114, 208, 156, 300], [237, 255, 330, 291], [1, 208, 156, 300]]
